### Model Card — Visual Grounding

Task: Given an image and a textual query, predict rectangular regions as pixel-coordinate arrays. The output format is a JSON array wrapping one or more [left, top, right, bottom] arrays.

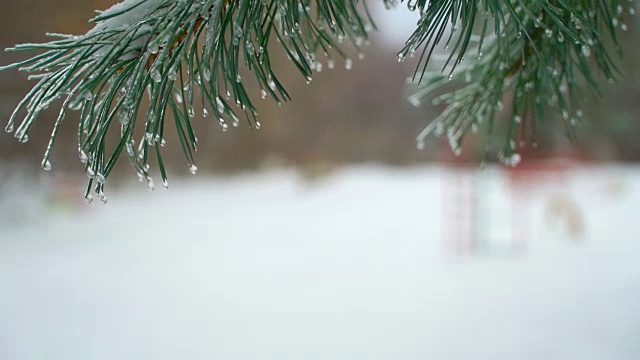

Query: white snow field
[[1, 165, 639, 360]]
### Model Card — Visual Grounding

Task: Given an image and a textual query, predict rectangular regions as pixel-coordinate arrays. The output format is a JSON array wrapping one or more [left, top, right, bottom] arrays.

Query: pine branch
[[400, 0, 632, 165], [0, 0, 635, 200], [1, 0, 384, 202]]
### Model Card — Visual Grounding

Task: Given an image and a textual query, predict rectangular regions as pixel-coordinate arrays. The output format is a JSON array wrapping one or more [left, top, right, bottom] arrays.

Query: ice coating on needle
[[89, 0, 165, 33], [88, 0, 165, 59]]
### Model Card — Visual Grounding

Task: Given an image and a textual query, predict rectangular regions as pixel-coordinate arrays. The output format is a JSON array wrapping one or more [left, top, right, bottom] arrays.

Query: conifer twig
[[2, 0, 383, 201], [0, 0, 635, 200]]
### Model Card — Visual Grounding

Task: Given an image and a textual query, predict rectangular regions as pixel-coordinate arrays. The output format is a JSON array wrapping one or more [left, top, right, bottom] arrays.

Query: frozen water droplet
[[42, 160, 52, 171], [408, 96, 421, 107], [96, 172, 106, 184], [574, 19, 582, 30], [214, 99, 224, 114], [189, 164, 198, 175], [151, 69, 162, 83], [85, 193, 93, 203], [79, 150, 89, 163], [19, 134, 29, 143], [255, 121, 262, 130], [5, 123, 14, 133], [163, 179, 169, 189], [499, 151, 522, 167], [145, 132, 155, 145], [544, 29, 553, 38], [416, 141, 425, 150], [581, 45, 591, 57], [126, 143, 135, 157], [261, 89, 267, 99], [327, 59, 335, 69], [168, 67, 178, 81], [202, 67, 211, 82], [118, 111, 130, 125], [149, 41, 159, 54], [510, 153, 521, 166], [345, 58, 353, 70], [245, 41, 255, 55]]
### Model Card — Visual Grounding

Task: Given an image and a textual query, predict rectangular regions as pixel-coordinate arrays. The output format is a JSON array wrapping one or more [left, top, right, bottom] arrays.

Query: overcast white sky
[[370, 2, 421, 48]]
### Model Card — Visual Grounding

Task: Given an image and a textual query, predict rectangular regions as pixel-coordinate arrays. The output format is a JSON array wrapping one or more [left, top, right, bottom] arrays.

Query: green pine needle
[[0, 0, 634, 200], [400, 0, 631, 165]]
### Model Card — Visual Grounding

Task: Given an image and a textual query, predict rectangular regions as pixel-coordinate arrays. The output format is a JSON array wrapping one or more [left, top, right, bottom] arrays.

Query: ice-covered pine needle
[[401, 0, 632, 165], [1, 0, 377, 200], [1, 0, 635, 201]]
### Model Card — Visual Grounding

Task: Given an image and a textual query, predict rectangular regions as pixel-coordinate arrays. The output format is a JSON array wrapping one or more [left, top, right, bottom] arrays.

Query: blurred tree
[[0, 0, 636, 200]]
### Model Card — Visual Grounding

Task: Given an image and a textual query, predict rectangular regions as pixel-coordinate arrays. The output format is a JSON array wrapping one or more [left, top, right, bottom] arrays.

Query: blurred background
[[1, 1, 639, 359]]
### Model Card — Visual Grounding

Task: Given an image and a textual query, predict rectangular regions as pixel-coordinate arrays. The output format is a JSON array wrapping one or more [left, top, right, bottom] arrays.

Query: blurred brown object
[[544, 192, 585, 241]]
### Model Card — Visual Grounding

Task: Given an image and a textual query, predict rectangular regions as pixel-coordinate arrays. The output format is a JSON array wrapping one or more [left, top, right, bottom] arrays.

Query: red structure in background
[[441, 141, 594, 256]]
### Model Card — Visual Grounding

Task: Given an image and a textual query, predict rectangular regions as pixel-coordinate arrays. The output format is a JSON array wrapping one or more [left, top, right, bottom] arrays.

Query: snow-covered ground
[[1, 165, 639, 360]]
